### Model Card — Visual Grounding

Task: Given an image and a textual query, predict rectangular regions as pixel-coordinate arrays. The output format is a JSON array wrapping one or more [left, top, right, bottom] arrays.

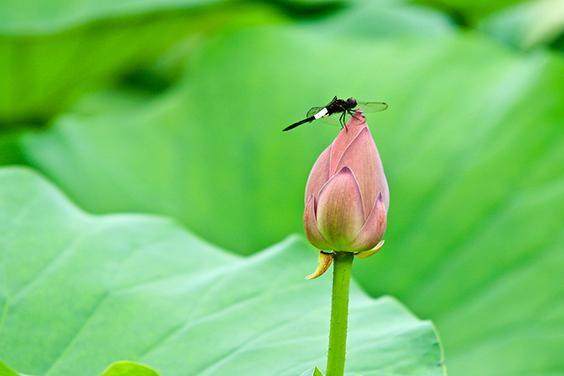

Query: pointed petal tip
[[355, 240, 385, 259], [339, 165, 353, 175], [306, 252, 333, 280], [353, 109, 366, 120], [348, 110, 367, 127]]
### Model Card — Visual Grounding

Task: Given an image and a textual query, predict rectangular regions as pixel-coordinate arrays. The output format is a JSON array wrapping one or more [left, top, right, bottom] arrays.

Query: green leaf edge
[[313, 366, 324, 376], [0, 360, 19, 376], [100, 361, 159, 376]]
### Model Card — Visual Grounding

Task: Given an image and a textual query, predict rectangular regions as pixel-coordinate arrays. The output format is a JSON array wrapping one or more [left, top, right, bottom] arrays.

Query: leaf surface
[[480, 0, 564, 50], [21, 25, 564, 375], [415, 0, 526, 22], [101, 361, 159, 376], [0, 0, 274, 123], [0, 168, 443, 375]]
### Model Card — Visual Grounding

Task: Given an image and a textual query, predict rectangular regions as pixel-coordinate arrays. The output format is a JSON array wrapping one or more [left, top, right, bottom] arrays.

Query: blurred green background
[[0, 0, 563, 374]]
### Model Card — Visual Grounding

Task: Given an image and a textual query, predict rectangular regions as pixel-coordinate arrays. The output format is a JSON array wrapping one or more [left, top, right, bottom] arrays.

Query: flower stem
[[326, 252, 354, 376]]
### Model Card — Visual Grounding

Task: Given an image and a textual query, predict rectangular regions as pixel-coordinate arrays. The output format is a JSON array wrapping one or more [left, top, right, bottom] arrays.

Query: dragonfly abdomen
[[282, 115, 316, 132]]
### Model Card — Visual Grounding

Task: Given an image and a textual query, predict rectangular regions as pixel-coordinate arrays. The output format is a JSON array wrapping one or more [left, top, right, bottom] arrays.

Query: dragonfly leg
[[340, 112, 348, 131], [349, 109, 361, 121], [334, 104, 348, 131]]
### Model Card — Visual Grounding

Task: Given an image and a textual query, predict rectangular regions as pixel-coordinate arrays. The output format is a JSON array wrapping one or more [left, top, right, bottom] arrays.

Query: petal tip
[[355, 240, 385, 259], [306, 252, 333, 280]]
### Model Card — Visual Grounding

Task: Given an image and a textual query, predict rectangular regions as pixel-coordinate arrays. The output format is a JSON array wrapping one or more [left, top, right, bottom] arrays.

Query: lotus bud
[[304, 111, 389, 261]]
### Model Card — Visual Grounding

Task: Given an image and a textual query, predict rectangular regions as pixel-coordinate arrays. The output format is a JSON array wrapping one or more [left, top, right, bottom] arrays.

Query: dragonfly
[[282, 96, 388, 132]]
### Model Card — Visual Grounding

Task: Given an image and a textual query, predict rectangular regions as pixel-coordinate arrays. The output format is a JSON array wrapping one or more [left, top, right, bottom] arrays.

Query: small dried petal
[[355, 240, 385, 259], [306, 252, 333, 280]]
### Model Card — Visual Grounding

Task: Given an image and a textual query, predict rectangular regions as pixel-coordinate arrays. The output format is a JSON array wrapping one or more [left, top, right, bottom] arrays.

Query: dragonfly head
[[346, 97, 357, 109]]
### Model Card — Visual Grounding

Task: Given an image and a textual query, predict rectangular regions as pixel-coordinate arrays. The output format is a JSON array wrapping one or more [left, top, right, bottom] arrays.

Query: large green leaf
[[0, 0, 277, 124], [0, 0, 223, 33], [309, 0, 453, 38], [0, 359, 160, 376], [480, 0, 564, 50], [21, 25, 564, 375], [0, 168, 443, 375], [414, 0, 526, 23]]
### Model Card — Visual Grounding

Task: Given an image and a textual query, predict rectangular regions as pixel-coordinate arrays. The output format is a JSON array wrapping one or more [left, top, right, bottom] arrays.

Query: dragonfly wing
[[357, 101, 389, 113], [306, 107, 324, 117], [305, 107, 339, 126]]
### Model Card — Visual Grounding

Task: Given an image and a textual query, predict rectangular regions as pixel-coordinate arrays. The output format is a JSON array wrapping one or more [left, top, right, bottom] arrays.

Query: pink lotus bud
[[304, 112, 389, 253]]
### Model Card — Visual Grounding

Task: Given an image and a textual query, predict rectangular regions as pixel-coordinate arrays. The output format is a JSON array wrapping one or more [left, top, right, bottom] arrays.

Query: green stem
[[326, 252, 354, 376]]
